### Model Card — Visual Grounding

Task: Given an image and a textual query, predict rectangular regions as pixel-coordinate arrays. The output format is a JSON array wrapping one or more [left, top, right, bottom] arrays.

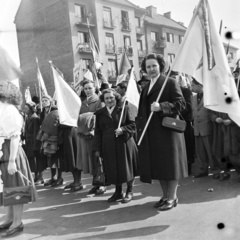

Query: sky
[[0, 0, 240, 66]]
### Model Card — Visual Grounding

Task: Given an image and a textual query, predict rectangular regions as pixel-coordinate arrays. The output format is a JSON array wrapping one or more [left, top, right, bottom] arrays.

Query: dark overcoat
[[25, 113, 43, 172], [137, 75, 188, 183], [93, 104, 138, 185], [180, 86, 195, 164]]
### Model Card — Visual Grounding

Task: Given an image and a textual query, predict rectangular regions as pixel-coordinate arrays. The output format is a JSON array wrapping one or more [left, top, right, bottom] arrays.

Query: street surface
[[0, 163, 240, 240]]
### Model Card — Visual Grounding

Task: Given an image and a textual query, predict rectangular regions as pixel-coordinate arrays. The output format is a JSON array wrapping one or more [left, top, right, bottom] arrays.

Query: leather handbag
[[2, 171, 34, 206], [162, 117, 186, 133], [92, 158, 106, 187], [162, 105, 186, 133]]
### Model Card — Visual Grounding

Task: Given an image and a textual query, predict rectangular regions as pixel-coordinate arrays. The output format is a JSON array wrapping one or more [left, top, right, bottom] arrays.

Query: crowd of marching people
[[1, 52, 240, 237]]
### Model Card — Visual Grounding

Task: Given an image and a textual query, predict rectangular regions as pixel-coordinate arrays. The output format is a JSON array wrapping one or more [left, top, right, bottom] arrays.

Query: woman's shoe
[[64, 182, 74, 190], [70, 183, 83, 192], [108, 192, 123, 202], [51, 178, 64, 187], [44, 179, 56, 187], [158, 198, 178, 211], [95, 186, 106, 195], [35, 178, 44, 186], [153, 198, 168, 208], [1, 222, 24, 238], [88, 186, 98, 194], [219, 172, 230, 181], [0, 221, 13, 231], [122, 192, 133, 203]]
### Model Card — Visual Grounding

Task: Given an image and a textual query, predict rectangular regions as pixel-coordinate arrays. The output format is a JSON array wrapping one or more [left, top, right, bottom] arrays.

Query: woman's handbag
[[92, 158, 106, 187], [162, 117, 186, 133], [162, 105, 186, 133], [2, 171, 34, 206]]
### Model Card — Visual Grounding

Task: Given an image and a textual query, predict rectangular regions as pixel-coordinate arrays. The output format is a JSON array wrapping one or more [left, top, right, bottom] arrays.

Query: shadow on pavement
[[75, 225, 170, 239]]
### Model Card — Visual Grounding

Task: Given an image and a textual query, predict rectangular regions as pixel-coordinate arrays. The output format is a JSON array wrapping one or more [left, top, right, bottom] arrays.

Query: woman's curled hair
[[141, 53, 166, 74], [99, 88, 121, 105]]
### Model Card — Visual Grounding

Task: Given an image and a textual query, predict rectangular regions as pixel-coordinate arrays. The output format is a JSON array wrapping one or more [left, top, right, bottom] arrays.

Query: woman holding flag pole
[[137, 53, 188, 211], [93, 89, 138, 203]]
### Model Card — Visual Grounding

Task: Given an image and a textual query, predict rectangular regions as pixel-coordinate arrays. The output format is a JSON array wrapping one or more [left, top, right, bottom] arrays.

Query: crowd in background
[[20, 53, 240, 206]]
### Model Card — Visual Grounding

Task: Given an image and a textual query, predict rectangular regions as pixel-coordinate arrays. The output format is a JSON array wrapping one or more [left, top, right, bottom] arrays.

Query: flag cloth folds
[[50, 63, 81, 127], [125, 67, 140, 108], [25, 87, 32, 103], [36, 58, 48, 97], [0, 45, 22, 81], [172, 0, 240, 125], [119, 49, 131, 75], [84, 70, 93, 81]]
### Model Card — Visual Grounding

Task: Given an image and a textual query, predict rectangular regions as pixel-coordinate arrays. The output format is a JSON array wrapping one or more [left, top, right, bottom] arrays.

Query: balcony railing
[[103, 18, 115, 29], [108, 70, 116, 78], [154, 38, 167, 49], [136, 27, 144, 36], [105, 44, 115, 54], [121, 19, 131, 31], [138, 50, 146, 58], [77, 43, 91, 53], [75, 16, 95, 27], [125, 46, 133, 56]]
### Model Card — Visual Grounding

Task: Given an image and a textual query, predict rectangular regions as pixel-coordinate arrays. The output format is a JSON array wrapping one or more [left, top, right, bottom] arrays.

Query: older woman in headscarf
[[24, 101, 47, 184]]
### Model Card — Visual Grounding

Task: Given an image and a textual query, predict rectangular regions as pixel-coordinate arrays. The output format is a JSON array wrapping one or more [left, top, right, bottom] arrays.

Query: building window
[[124, 36, 131, 48], [167, 33, 174, 43], [106, 33, 114, 46], [179, 35, 184, 44], [121, 10, 129, 20], [103, 7, 112, 27], [168, 54, 175, 63], [230, 52, 234, 59], [137, 40, 143, 50], [75, 4, 85, 18], [135, 17, 140, 27], [106, 33, 115, 53], [129, 59, 133, 67], [82, 59, 90, 72], [78, 32, 88, 43], [108, 59, 116, 78], [151, 31, 158, 42]]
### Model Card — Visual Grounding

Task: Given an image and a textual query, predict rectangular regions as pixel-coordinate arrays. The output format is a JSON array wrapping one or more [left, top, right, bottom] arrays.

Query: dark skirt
[[184, 121, 195, 164], [0, 140, 38, 203], [34, 151, 48, 173], [59, 127, 79, 172]]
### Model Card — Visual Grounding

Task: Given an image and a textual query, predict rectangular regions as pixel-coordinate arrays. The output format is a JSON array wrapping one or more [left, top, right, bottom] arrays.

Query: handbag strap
[[174, 104, 185, 121], [2, 170, 32, 186], [17, 170, 32, 185]]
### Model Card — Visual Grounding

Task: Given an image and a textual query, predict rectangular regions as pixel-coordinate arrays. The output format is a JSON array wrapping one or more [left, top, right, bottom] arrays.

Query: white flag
[[172, 0, 240, 125], [84, 70, 93, 81], [25, 87, 32, 103], [125, 68, 140, 108], [50, 63, 81, 127]]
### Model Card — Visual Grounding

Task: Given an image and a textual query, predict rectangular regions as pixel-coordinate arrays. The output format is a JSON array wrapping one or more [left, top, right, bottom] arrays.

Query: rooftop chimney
[[146, 6, 157, 18], [164, 12, 171, 19]]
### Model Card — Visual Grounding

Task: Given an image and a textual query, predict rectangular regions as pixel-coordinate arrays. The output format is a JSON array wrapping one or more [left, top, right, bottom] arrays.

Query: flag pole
[[117, 98, 127, 129], [138, 1, 203, 145]]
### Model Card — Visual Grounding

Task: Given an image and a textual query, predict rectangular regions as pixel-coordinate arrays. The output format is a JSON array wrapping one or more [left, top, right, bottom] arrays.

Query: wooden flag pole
[[137, 70, 171, 146]]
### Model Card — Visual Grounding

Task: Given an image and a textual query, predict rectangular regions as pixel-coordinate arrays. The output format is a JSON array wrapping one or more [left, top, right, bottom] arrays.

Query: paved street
[[0, 163, 240, 240]]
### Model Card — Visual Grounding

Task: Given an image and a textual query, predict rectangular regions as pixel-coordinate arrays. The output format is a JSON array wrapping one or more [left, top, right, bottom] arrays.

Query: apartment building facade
[[16, 0, 211, 95]]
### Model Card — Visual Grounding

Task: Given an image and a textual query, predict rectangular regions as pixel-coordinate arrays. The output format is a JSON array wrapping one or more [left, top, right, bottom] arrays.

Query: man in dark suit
[[191, 79, 220, 178]]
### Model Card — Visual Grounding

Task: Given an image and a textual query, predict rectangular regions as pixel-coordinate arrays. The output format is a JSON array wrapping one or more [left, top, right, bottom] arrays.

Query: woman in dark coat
[[177, 74, 195, 175], [137, 53, 188, 211], [24, 101, 47, 184], [39, 95, 62, 187], [58, 124, 81, 191], [93, 89, 138, 203]]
